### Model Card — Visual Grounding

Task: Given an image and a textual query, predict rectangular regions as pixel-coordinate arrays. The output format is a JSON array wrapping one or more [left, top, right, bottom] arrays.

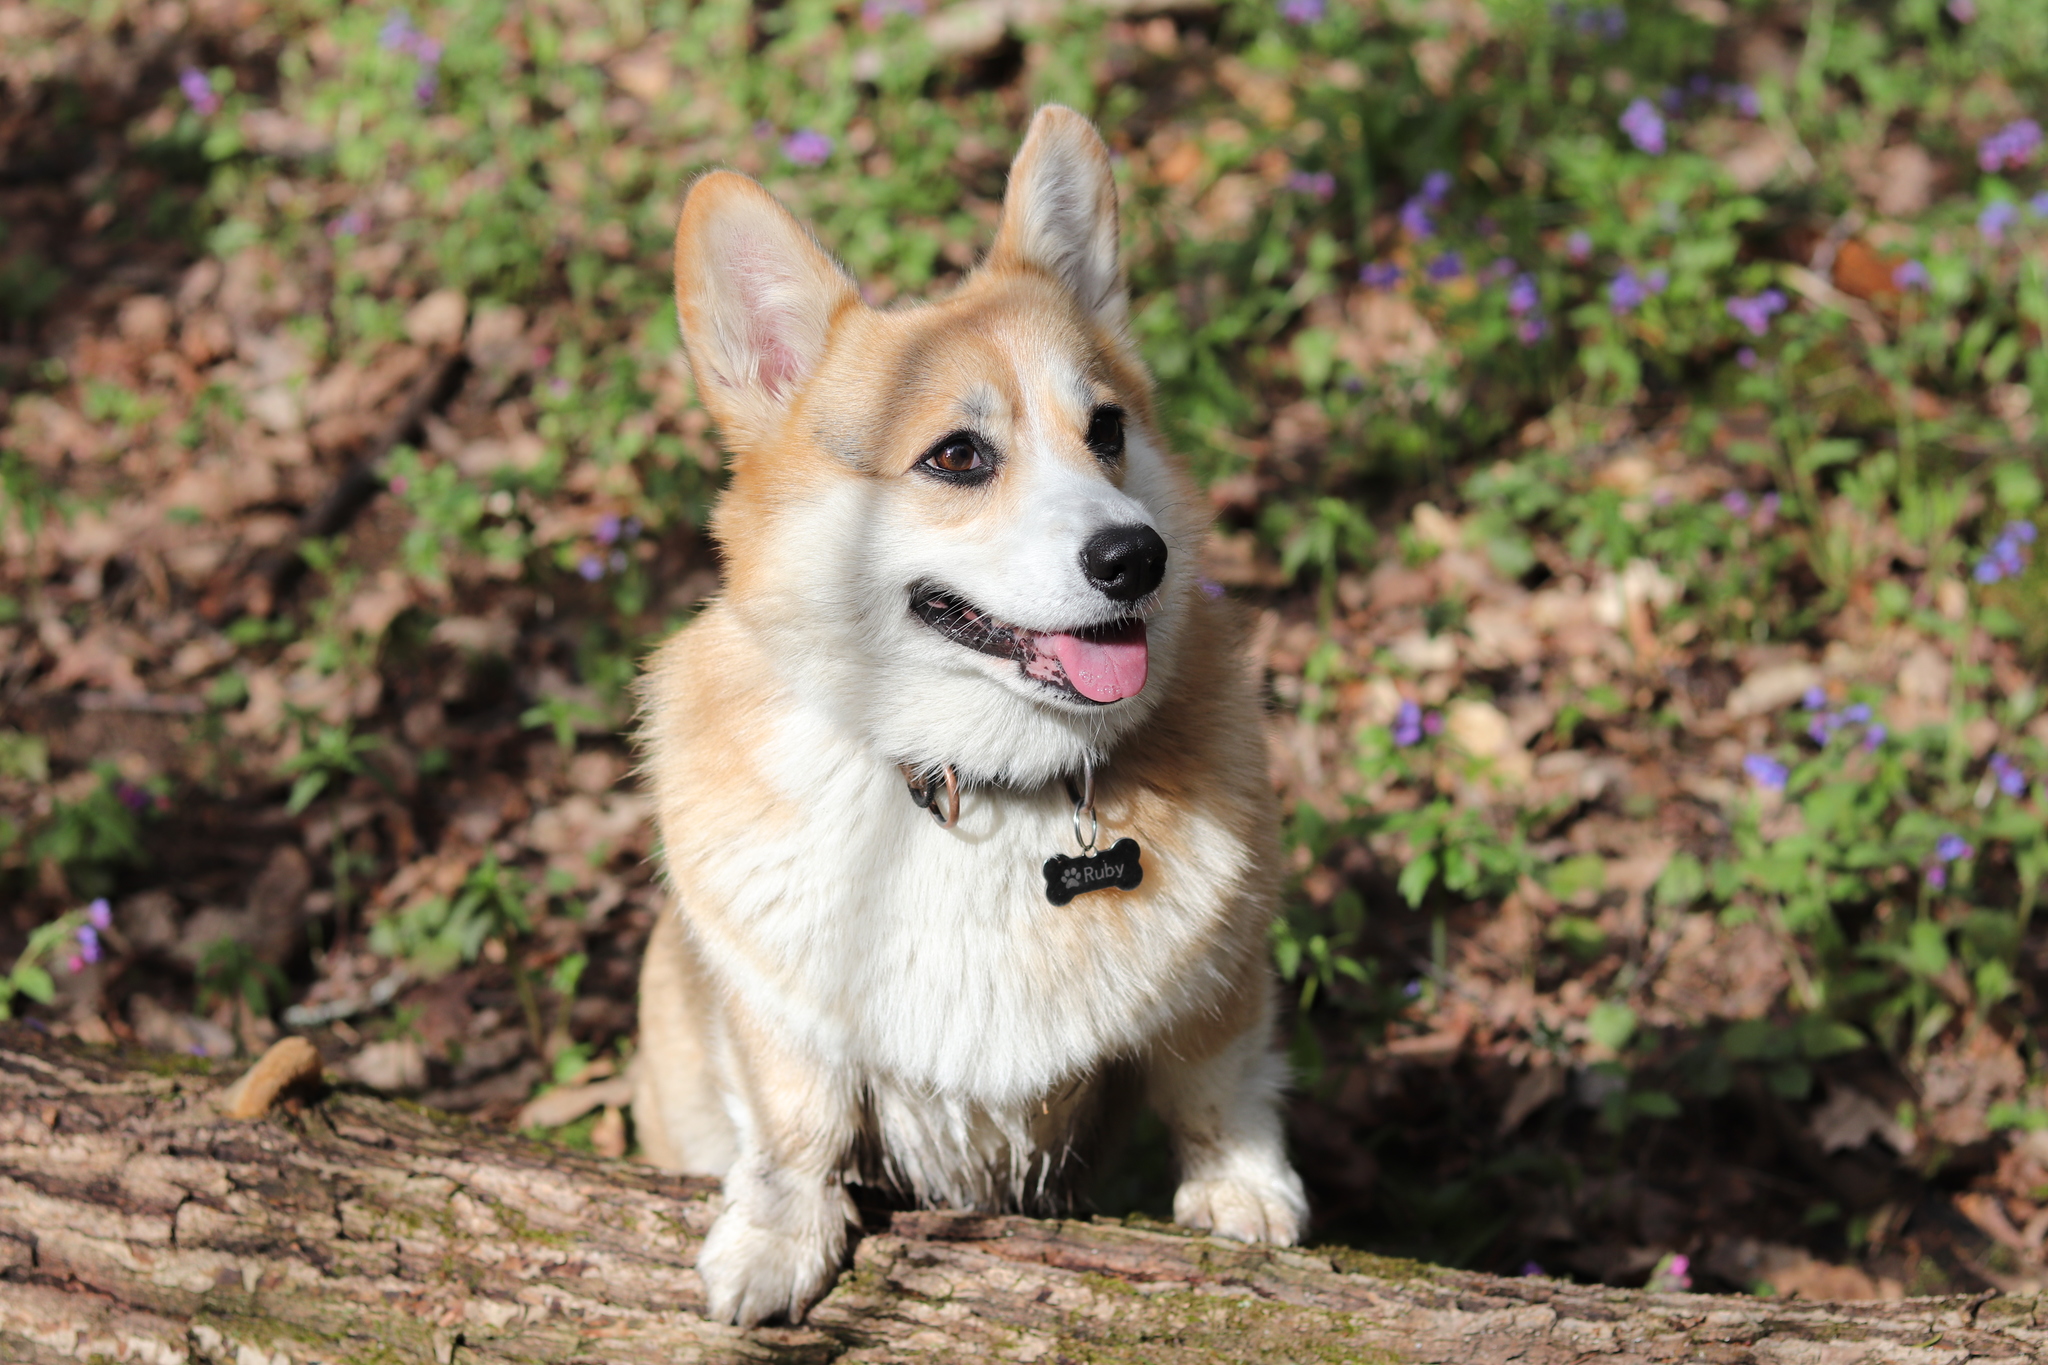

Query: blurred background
[[5, 0, 2048, 1298]]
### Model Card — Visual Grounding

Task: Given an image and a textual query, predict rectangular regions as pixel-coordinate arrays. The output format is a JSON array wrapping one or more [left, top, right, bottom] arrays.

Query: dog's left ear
[[986, 105, 1125, 333]]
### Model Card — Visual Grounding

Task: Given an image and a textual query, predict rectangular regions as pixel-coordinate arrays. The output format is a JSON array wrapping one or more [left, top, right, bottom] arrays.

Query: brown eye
[[1086, 405, 1125, 463], [918, 431, 994, 484]]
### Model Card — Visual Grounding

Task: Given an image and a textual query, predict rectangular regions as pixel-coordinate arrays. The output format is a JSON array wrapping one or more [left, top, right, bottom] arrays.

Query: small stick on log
[[213, 1035, 323, 1119]]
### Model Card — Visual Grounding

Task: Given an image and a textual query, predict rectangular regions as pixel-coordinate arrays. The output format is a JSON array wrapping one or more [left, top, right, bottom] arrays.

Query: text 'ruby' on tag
[[1043, 838, 1143, 906]]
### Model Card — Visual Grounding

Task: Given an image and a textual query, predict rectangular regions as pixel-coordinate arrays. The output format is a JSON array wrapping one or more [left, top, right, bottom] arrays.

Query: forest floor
[[6, 0, 2048, 1304]]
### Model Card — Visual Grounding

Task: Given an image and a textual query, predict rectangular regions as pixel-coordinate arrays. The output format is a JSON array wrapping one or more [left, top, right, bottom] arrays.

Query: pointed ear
[[672, 171, 859, 449], [985, 105, 1125, 332]]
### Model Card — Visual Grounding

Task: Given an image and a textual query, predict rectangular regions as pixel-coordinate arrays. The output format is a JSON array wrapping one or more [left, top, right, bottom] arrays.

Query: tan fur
[[636, 106, 1304, 1327]]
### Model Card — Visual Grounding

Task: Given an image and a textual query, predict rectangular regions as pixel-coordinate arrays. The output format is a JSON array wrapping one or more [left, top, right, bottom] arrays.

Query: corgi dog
[[633, 105, 1306, 1327]]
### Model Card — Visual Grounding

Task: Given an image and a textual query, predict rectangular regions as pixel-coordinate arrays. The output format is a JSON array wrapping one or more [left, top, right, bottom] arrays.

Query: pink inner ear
[[725, 240, 818, 402], [751, 325, 805, 400]]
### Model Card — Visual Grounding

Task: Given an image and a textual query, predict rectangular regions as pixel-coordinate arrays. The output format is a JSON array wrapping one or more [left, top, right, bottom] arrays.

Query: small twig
[[73, 691, 207, 715]]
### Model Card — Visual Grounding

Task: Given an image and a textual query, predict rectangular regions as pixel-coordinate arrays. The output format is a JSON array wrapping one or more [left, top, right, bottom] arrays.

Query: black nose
[[1080, 524, 1168, 603]]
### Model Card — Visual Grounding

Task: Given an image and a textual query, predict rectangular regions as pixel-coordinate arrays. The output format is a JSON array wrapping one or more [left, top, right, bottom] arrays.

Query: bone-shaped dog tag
[[1043, 838, 1143, 906]]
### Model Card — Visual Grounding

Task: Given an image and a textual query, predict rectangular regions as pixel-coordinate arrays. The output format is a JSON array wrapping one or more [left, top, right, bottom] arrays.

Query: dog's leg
[[631, 905, 738, 1175], [697, 1008, 861, 1327], [1146, 988, 1307, 1246]]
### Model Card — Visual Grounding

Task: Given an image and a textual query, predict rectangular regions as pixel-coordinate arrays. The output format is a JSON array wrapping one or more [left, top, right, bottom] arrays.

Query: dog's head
[[673, 106, 1205, 788]]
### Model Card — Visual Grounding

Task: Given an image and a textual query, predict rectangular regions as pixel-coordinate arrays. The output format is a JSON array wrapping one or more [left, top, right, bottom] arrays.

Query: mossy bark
[[2, 1027, 2042, 1364]]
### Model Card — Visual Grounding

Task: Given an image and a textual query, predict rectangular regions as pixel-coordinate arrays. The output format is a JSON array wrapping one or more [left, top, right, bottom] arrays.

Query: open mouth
[[910, 586, 1149, 704]]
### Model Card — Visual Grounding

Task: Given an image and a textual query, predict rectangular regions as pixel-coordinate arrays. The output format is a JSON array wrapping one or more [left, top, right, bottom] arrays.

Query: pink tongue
[[1046, 622, 1149, 703]]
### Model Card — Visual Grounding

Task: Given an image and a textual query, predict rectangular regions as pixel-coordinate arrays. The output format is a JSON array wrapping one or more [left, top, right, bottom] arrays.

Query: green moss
[[493, 1199, 572, 1249], [1320, 1246, 1440, 1284], [1054, 1288, 1406, 1364]]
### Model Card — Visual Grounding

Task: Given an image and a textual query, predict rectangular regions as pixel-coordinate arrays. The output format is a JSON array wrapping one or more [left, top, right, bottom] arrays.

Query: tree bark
[[1, 1028, 2042, 1365]]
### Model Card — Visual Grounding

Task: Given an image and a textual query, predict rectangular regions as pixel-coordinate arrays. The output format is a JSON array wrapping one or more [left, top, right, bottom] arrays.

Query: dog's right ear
[[672, 171, 858, 450]]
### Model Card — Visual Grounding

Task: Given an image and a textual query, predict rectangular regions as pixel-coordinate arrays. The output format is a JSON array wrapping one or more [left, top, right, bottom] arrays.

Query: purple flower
[[1808, 712, 1843, 745], [1610, 267, 1665, 313], [68, 956, 85, 975], [1980, 200, 2019, 242], [1287, 170, 1336, 200], [1282, 0, 1325, 22], [380, 9, 418, 49], [1736, 346, 1758, 369], [578, 554, 605, 582], [1975, 520, 2035, 582], [1864, 723, 1887, 750], [782, 129, 834, 166], [1935, 833, 1973, 864], [1756, 492, 1781, 527], [1978, 119, 2043, 173], [74, 924, 101, 965], [1722, 84, 1760, 118], [1948, 0, 1976, 18], [116, 782, 152, 813], [1726, 289, 1788, 337], [327, 209, 369, 239], [1487, 258, 1517, 282], [1843, 704, 1872, 724], [1743, 754, 1788, 791], [178, 67, 221, 116], [861, 0, 925, 28], [1722, 490, 1751, 515], [1427, 252, 1465, 281], [1521, 1261, 1547, 1277], [595, 514, 623, 546], [1361, 261, 1402, 289], [1620, 99, 1667, 155], [1517, 317, 1549, 343], [1893, 259, 1929, 291], [1392, 701, 1443, 746], [1420, 170, 1453, 205], [1565, 230, 1593, 264], [1399, 198, 1435, 238], [88, 899, 112, 931], [1990, 753, 2028, 798], [1926, 864, 1948, 889], [1801, 685, 1827, 710], [2033, 192, 2048, 218], [1507, 273, 1540, 317]]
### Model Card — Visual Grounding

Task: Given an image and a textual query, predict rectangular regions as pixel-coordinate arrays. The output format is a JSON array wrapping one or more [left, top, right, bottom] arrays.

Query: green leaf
[[11, 963, 54, 1004], [1397, 852, 1437, 908], [1797, 1017, 1866, 1059], [286, 770, 330, 816], [1653, 852, 1707, 908], [1766, 1062, 1812, 1100], [1543, 853, 1607, 901], [1586, 1001, 1637, 1052], [1629, 1089, 1681, 1119]]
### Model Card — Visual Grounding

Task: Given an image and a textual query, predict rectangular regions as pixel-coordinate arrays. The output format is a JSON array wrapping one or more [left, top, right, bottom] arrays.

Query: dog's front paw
[[1173, 1168, 1307, 1245], [698, 1187, 853, 1327]]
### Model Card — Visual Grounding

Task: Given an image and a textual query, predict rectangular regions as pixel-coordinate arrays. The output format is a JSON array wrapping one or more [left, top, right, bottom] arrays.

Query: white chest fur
[[667, 706, 1251, 1114]]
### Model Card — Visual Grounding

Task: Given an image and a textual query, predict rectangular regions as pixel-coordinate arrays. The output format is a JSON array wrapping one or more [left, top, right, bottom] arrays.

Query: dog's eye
[[1086, 405, 1125, 463], [918, 432, 993, 483]]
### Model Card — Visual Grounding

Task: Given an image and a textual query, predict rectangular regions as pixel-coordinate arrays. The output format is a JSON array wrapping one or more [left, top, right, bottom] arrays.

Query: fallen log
[[1, 1027, 2042, 1364]]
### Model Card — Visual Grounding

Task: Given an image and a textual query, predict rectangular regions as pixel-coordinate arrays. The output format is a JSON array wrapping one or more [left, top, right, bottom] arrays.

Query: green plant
[[197, 937, 289, 1017], [368, 853, 533, 977]]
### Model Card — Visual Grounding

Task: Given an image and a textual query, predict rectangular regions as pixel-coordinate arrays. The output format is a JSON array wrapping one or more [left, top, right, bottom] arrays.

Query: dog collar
[[898, 756, 1145, 904]]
